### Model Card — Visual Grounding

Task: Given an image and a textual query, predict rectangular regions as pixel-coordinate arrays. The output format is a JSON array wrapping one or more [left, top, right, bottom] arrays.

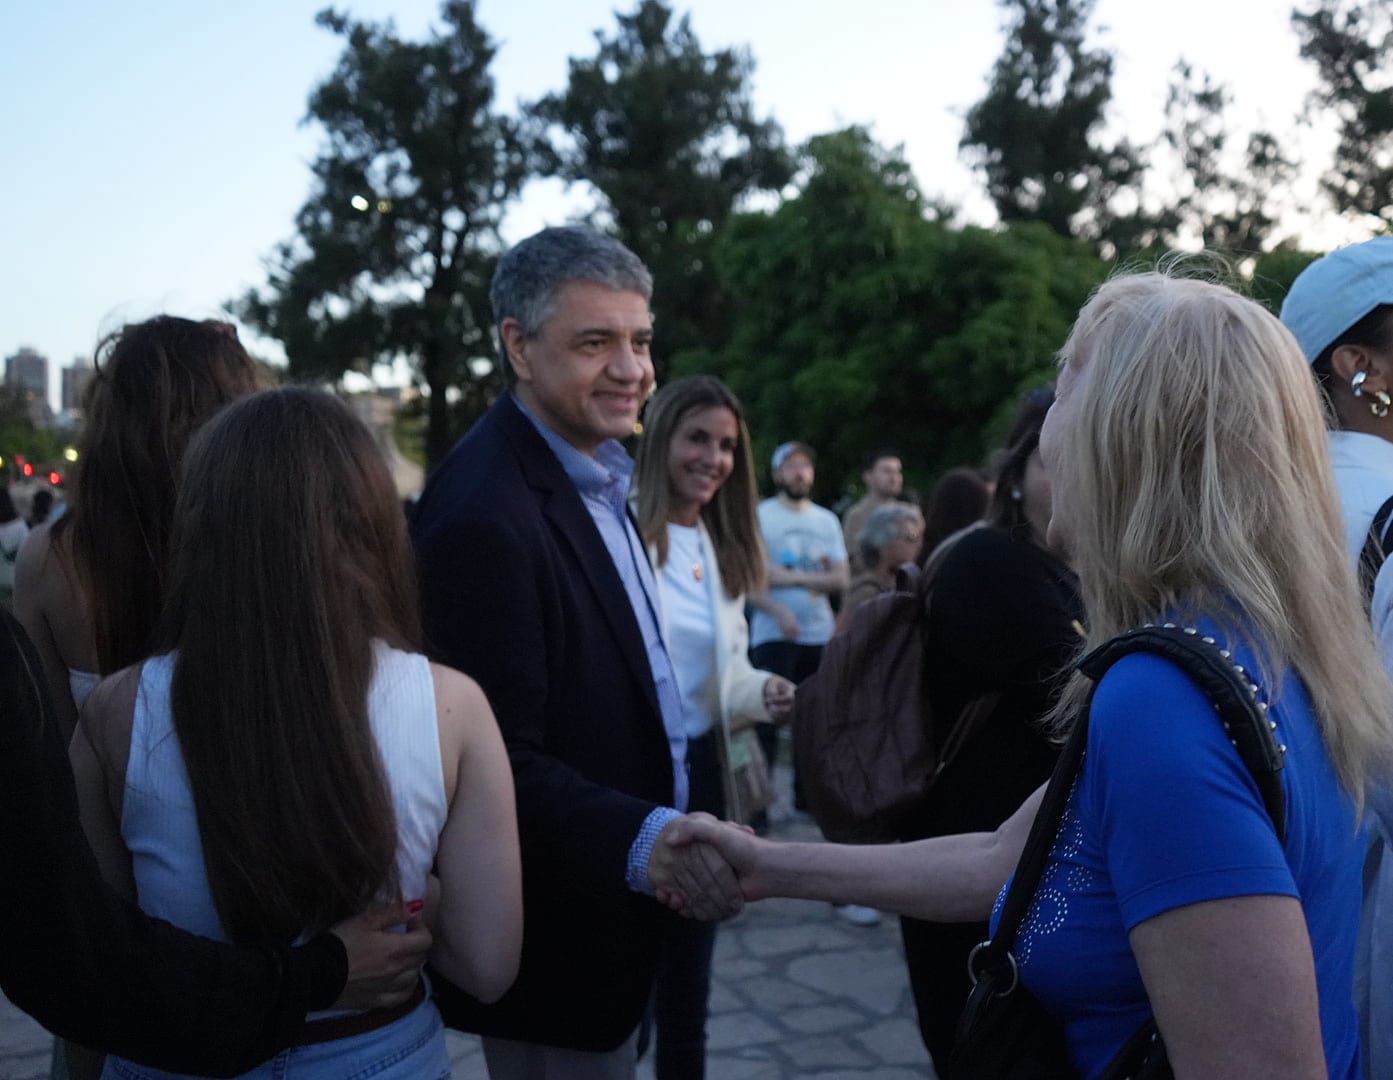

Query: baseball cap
[[771, 441, 815, 470], [1280, 237, 1393, 364]]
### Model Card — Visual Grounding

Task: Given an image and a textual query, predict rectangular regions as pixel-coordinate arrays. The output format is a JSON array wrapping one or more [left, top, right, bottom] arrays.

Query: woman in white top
[[633, 375, 794, 1080], [13, 317, 270, 1080], [16, 317, 266, 747], [1281, 237, 1393, 1080], [72, 388, 522, 1079]]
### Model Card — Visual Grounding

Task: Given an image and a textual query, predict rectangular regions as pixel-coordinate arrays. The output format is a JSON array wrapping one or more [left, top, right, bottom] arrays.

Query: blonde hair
[[1052, 270, 1393, 803], [634, 376, 768, 597]]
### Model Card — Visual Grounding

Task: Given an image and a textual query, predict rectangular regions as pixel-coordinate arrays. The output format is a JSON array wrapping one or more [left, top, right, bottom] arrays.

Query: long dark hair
[[987, 385, 1054, 541], [159, 387, 420, 942], [635, 375, 767, 596], [60, 317, 264, 673], [921, 467, 989, 554]]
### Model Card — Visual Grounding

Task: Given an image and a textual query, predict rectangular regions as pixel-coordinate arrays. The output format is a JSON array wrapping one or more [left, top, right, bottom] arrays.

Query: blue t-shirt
[[994, 625, 1365, 1079]]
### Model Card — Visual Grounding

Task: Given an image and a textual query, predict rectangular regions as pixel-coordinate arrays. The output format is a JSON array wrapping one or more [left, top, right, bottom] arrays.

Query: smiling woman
[[633, 375, 795, 1079]]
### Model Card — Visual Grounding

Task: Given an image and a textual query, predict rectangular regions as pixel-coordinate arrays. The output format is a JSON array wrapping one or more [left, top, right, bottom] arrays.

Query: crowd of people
[[3, 224, 1393, 1080]]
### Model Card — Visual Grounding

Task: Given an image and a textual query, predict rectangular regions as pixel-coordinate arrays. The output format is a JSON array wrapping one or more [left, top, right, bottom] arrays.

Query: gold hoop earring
[[1351, 371, 1390, 418]]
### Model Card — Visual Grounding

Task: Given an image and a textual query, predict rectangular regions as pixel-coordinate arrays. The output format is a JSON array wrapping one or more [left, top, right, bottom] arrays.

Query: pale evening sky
[[2, 0, 1369, 408]]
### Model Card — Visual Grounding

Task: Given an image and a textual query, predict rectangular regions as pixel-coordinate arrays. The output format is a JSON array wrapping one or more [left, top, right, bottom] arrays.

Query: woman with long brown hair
[[72, 388, 521, 1079], [14, 316, 266, 1080], [633, 375, 794, 1080], [16, 316, 264, 742]]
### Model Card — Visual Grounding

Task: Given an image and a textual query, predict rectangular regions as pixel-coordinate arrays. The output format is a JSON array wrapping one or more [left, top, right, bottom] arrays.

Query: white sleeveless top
[[121, 643, 446, 947]]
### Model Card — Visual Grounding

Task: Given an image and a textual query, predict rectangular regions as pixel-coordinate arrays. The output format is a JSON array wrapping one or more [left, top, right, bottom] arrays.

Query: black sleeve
[[0, 610, 346, 1076]]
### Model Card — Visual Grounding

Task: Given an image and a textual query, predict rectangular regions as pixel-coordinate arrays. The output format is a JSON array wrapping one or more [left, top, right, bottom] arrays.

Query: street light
[[350, 195, 370, 212], [63, 446, 78, 463]]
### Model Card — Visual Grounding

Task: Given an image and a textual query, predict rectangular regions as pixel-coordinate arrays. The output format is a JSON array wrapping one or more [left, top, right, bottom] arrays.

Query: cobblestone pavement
[[2, 763, 938, 1079]]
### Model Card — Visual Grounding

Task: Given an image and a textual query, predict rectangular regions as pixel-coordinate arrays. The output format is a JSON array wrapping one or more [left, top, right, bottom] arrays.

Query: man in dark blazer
[[411, 226, 741, 1079]]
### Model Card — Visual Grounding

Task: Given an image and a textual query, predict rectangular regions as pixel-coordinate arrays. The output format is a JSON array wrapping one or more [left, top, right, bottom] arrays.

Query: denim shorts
[[102, 997, 450, 1080]]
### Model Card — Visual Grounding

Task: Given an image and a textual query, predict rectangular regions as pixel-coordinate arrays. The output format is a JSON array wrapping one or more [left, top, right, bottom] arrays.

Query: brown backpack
[[793, 529, 996, 843]]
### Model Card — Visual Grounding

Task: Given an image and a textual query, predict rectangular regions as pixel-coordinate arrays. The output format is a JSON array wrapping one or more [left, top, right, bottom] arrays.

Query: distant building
[[61, 357, 93, 413], [4, 346, 51, 428]]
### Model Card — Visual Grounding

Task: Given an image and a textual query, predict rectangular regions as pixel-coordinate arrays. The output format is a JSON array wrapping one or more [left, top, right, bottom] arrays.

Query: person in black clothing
[[0, 606, 431, 1077], [897, 386, 1083, 1068]]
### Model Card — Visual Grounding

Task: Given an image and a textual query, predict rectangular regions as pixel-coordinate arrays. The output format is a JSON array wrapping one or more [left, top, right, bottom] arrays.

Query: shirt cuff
[[626, 807, 683, 895]]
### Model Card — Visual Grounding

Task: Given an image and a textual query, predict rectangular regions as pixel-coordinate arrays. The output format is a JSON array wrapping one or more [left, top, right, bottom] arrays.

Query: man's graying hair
[[490, 226, 654, 386]]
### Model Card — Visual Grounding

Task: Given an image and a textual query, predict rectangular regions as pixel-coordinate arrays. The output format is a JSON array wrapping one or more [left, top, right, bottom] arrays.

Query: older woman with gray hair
[[834, 502, 924, 632]]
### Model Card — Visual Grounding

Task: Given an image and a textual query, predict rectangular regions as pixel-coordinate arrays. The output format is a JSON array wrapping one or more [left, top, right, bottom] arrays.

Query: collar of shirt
[[512, 393, 634, 516]]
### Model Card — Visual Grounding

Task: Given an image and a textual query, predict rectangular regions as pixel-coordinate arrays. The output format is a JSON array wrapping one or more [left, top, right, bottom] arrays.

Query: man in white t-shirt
[[747, 443, 878, 925], [747, 443, 846, 784]]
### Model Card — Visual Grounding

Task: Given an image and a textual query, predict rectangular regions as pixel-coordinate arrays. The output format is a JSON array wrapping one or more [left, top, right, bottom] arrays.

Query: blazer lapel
[[498, 398, 664, 722]]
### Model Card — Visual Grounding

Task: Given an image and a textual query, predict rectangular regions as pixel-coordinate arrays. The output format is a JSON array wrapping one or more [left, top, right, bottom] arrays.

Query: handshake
[[647, 812, 769, 920]]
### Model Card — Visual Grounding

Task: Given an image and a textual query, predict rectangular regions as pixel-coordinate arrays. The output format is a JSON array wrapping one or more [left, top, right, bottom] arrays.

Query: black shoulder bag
[[946, 624, 1288, 1080], [1359, 494, 1393, 605]]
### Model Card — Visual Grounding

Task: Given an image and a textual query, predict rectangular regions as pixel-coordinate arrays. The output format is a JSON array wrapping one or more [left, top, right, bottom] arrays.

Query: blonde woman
[[661, 273, 1393, 1079], [633, 375, 794, 1080]]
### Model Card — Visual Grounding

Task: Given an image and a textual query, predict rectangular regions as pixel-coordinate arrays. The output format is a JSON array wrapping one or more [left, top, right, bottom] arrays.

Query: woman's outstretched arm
[[658, 784, 1045, 922]]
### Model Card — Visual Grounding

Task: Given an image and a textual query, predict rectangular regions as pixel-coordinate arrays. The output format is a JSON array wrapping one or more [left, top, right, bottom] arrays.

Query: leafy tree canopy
[[533, 0, 792, 363], [960, 0, 1148, 252], [1159, 61, 1297, 255], [1293, 0, 1393, 229], [677, 127, 1107, 499], [234, 1, 528, 466]]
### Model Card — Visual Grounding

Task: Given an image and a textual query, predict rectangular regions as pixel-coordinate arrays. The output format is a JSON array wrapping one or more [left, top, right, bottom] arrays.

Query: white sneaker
[[832, 903, 881, 927]]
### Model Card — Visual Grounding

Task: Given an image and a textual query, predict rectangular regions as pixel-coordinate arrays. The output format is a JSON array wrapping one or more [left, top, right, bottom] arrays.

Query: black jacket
[[411, 394, 677, 1051]]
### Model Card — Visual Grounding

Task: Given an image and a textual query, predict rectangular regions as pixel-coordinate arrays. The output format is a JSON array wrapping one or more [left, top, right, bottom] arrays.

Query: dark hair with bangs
[[158, 387, 420, 942], [59, 316, 265, 674]]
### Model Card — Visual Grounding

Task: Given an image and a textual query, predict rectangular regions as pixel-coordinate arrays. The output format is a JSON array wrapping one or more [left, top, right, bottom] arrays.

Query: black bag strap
[[1360, 495, 1393, 604], [970, 623, 1287, 988], [1079, 626, 1286, 843]]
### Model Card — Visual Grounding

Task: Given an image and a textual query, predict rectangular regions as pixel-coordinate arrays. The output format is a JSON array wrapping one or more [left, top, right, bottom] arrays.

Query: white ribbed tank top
[[121, 643, 446, 945]]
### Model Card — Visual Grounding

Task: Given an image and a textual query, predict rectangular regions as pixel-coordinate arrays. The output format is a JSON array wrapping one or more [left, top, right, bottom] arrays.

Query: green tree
[[0, 387, 63, 480], [960, 0, 1149, 252], [1159, 61, 1296, 254], [1293, 0, 1393, 227], [682, 127, 1107, 497], [234, 2, 528, 467], [533, 0, 792, 363], [1248, 246, 1322, 315]]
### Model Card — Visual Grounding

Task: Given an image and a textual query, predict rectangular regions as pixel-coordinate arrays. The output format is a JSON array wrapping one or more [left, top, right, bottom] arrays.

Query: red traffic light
[[22, 463, 32, 477], [48, 472, 61, 486]]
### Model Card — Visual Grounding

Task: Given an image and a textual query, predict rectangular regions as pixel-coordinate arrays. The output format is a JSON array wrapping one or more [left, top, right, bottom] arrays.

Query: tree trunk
[[423, 340, 452, 473]]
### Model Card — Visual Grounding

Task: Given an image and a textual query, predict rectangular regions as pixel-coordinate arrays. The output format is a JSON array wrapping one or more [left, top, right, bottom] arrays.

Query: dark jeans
[[644, 732, 725, 1080], [748, 640, 825, 813]]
